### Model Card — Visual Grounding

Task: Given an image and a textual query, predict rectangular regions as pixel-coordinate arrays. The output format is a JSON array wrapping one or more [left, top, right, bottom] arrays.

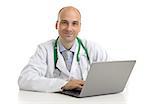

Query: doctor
[[18, 6, 108, 92]]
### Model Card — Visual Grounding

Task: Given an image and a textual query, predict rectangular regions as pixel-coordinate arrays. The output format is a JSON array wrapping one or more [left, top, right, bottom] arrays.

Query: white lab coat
[[18, 38, 108, 92]]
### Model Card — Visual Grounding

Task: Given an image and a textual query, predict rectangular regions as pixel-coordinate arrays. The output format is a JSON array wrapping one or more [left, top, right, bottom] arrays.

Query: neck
[[60, 39, 74, 50]]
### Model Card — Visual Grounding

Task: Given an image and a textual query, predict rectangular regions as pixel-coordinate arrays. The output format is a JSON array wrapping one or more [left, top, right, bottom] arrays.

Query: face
[[56, 8, 81, 43]]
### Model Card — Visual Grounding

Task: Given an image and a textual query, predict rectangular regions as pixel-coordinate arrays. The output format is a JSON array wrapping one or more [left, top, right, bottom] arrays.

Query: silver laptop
[[61, 60, 136, 98]]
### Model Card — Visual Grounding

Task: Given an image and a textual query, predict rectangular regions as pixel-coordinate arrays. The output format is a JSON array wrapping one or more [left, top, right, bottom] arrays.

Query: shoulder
[[37, 39, 56, 50], [39, 39, 55, 47], [33, 39, 56, 54], [79, 38, 108, 62], [80, 38, 102, 50]]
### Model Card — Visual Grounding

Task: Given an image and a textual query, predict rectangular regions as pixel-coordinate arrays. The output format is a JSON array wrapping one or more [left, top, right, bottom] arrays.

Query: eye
[[60, 20, 68, 25], [72, 21, 79, 26]]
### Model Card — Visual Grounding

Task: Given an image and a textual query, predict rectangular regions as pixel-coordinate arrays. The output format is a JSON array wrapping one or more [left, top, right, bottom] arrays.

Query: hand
[[62, 80, 85, 90]]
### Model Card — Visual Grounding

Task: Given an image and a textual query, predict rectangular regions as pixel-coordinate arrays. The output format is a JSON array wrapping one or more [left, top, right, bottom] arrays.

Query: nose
[[66, 24, 73, 31]]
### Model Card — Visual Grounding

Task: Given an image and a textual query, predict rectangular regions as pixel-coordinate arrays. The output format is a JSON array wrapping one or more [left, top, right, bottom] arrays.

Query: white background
[[0, 0, 150, 104]]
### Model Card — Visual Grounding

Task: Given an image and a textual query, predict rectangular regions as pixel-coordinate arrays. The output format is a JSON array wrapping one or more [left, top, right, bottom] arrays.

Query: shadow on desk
[[18, 90, 127, 104]]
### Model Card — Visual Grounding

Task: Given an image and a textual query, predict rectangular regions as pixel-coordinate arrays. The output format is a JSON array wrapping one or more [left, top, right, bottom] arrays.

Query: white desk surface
[[17, 85, 148, 104], [18, 90, 126, 104], [17, 90, 130, 104]]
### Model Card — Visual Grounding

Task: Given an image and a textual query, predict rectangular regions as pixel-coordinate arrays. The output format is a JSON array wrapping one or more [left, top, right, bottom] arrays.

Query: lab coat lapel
[[56, 45, 70, 76], [71, 39, 89, 81], [70, 39, 79, 76]]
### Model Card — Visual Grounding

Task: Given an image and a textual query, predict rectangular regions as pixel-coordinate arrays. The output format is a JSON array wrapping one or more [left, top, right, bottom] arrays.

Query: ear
[[55, 21, 58, 29]]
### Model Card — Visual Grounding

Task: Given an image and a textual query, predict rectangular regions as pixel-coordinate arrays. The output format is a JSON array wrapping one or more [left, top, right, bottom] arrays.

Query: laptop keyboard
[[62, 89, 81, 97]]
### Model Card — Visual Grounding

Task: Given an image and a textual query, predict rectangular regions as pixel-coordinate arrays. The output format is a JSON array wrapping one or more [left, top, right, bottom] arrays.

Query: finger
[[76, 84, 83, 89], [77, 81, 85, 85]]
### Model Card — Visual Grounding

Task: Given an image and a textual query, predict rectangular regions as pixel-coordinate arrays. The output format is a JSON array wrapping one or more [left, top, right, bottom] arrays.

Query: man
[[18, 6, 108, 92]]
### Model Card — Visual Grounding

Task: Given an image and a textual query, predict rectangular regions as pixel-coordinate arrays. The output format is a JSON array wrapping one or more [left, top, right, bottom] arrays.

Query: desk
[[18, 90, 126, 104]]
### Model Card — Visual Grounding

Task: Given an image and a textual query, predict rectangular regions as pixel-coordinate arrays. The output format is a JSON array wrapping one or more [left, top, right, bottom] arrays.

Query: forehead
[[58, 8, 81, 22]]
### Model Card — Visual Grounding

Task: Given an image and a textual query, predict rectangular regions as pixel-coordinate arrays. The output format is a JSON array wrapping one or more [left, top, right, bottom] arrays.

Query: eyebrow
[[60, 19, 80, 23], [60, 20, 67, 22], [73, 21, 79, 23]]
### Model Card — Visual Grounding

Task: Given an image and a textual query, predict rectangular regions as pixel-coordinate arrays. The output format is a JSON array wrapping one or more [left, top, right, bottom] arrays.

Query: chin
[[65, 37, 75, 43]]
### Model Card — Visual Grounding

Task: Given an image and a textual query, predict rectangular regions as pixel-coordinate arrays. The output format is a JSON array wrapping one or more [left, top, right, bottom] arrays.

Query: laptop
[[61, 60, 136, 98]]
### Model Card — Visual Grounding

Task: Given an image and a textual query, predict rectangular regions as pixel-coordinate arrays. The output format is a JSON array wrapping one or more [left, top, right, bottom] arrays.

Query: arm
[[18, 45, 68, 92]]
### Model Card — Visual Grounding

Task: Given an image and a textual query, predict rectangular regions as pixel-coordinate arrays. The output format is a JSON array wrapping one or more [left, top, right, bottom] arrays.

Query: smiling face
[[56, 7, 81, 44]]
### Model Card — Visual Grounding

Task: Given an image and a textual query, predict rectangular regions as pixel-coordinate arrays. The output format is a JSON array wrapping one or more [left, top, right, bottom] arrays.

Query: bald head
[[57, 6, 81, 21], [55, 6, 81, 46]]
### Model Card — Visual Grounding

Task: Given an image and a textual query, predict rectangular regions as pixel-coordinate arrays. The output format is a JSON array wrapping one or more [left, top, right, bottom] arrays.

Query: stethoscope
[[53, 37, 90, 79]]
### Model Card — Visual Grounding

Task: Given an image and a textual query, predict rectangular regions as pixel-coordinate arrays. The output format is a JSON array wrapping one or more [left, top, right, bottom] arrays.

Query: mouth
[[66, 34, 73, 37], [63, 30, 73, 35], [64, 32, 73, 37]]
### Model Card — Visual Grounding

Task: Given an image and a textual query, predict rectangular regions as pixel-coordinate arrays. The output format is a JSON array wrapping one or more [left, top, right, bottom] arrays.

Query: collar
[[58, 38, 76, 53]]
